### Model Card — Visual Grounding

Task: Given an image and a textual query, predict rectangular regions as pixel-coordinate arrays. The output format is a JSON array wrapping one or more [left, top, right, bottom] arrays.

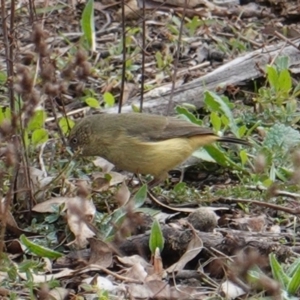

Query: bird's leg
[[147, 172, 168, 188], [127, 173, 137, 186]]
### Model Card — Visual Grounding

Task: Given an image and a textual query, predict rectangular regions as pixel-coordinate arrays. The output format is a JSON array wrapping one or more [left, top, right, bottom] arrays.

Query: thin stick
[[140, 0, 146, 113], [166, 0, 188, 115], [118, 0, 126, 113]]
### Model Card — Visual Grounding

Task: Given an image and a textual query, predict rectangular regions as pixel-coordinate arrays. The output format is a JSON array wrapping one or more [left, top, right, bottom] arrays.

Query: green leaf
[[176, 106, 202, 126], [104, 208, 126, 239], [204, 91, 238, 136], [103, 92, 115, 107], [247, 120, 261, 136], [104, 173, 112, 181], [287, 263, 300, 295], [155, 51, 163, 69], [171, 15, 181, 28], [18, 259, 40, 274], [239, 150, 248, 166], [132, 184, 147, 208], [238, 125, 247, 138], [59, 117, 74, 135], [266, 65, 278, 89], [204, 144, 245, 171], [277, 69, 292, 93], [203, 145, 229, 167], [247, 266, 264, 284], [186, 16, 201, 36], [275, 56, 290, 72], [81, 0, 95, 51], [85, 97, 100, 108], [269, 253, 290, 288], [287, 258, 300, 277], [44, 214, 60, 223], [262, 178, 273, 187], [35, 4, 67, 14], [292, 83, 300, 97], [275, 167, 290, 182], [134, 207, 159, 216], [167, 23, 179, 35], [125, 58, 133, 69], [4, 107, 11, 120], [0, 108, 6, 124], [24, 131, 30, 148], [263, 123, 300, 151], [20, 234, 63, 259], [192, 148, 216, 163], [27, 110, 47, 131], [131, 104, 140, 112], [104, 185, 148, 239], [269, 163, 276, 181], [210, 112, 221, 132], [221, 115, 229, 127], [31, 128, 48, 146], [173, 182, 187, 192], [149, 219, 164, 254], [180, 103, 197, 111], [0, 71, 7, 84]]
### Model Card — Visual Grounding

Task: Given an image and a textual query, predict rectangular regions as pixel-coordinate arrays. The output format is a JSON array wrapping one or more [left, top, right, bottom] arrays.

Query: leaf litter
[[1, 0, 300, 299]]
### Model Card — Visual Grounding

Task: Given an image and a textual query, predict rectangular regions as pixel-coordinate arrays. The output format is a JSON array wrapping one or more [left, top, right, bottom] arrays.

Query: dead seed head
[[21, 90, 40, 127], [231, 250, 267, 280], [38, 41, 49, 57], [77, 61, 92, 79], [266, 183, 278, 198], [258, 274, 281, 297], [61, 63, 75, 79], [15, 65, 33, 94], [290, 169, 300, 184], [41, 63, 56, 82], [11, 114, 19, 128], [292, 150, 300, 168], [30, 89, 41, 106], [4, 144, 16, 167], [75, 50, 87, 66], [115, 211, 146, 240], [21, 88, 40, 106], [32, 24, 48, 56], [23, 109, 36, 127], [44, 82, 59, 97], [13, 83, 23, 94], [253, 153, 266, 174], [15, 64, 26, 73], [32, 24, 45, 45], [59, 81, 68, 93], [230, 251, 281, 297], [0, 120, 13, 138], [76, 180, 90, 199], [74, 82, 84, 94]]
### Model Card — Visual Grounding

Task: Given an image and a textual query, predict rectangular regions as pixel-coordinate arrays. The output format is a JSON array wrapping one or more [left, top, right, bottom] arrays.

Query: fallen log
[[118, 225, 293, 264], [106, 38, 300, 115]]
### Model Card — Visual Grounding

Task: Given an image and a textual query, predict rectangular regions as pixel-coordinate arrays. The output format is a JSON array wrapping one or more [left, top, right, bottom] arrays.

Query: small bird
[[68, 113, 249, 184]]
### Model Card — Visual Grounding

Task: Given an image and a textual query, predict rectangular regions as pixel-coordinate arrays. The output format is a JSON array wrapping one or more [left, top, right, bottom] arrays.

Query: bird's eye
[[71, 137, 78, 144]]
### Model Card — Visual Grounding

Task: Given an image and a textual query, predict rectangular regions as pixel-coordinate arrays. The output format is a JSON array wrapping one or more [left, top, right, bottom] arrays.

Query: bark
[[105, 38, 300, 115]]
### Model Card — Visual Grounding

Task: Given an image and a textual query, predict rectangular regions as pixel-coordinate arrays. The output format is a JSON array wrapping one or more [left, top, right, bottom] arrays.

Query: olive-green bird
[[68, 113, 249, 183]]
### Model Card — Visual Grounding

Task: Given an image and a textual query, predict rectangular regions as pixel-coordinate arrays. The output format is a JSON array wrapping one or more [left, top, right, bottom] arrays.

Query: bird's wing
[[120, 113, 215, 141], [159, 117, 215, 140]]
